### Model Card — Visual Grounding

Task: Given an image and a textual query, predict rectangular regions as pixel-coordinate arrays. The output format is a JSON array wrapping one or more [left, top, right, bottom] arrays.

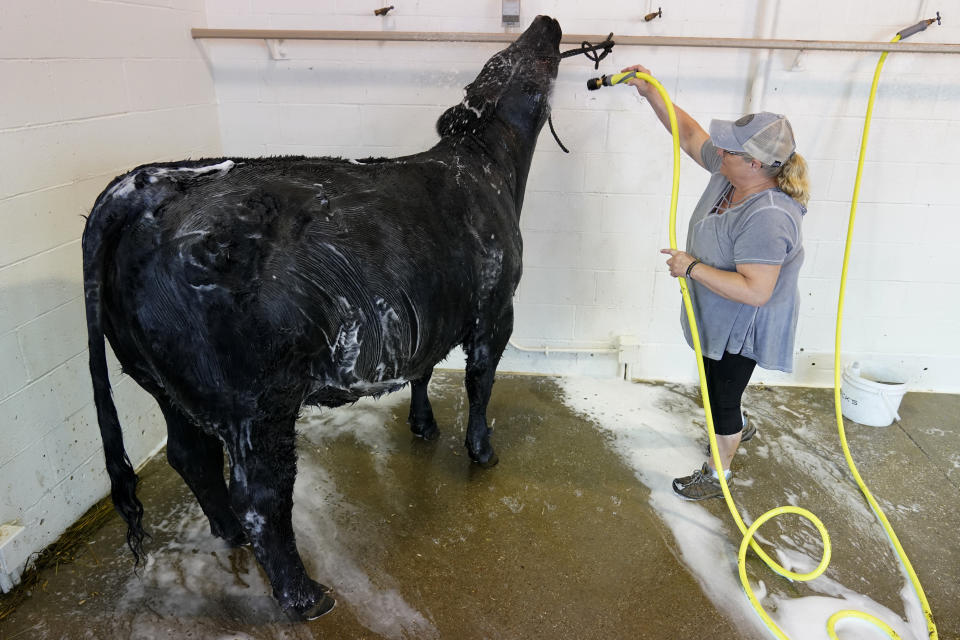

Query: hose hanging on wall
[[829, 15, 942, 640]]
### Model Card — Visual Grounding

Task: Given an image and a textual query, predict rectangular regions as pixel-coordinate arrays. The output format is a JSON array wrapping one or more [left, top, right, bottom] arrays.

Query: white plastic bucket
[[840, 361, 908, 427]]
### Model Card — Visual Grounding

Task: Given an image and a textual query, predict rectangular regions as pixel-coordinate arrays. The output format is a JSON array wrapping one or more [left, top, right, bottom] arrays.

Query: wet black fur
[[81, 16, 562, 617]]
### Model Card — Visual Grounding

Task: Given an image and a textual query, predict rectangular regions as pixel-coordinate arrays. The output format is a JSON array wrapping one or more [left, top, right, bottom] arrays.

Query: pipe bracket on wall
[[266, 38, 287, 60], [790, 49, 807, 71]]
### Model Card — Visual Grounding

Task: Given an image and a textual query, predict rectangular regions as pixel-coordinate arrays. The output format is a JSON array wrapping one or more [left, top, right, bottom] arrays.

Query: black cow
[[82, 16, 562, 618]]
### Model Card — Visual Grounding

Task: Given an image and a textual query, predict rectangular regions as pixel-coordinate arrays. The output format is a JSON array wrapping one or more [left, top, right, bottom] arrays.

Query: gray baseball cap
[[709, 112, 796, 167]]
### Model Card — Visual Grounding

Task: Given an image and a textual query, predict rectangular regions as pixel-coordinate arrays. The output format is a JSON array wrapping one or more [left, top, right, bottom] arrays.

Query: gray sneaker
[[703, 415, 757, 455], [672, 463, 726, 501]]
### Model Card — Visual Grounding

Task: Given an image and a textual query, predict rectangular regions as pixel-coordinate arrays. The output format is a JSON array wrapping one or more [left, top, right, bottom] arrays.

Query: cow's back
[[99, 155, 514, 416]]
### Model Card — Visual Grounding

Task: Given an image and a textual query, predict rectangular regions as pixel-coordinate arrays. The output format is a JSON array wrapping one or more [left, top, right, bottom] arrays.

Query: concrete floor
[[1, 372, 958, 640]]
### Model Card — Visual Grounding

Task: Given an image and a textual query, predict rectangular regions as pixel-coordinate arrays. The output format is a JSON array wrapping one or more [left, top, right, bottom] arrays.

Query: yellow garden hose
[[594, 59, 937, 639], [831, 33, 938, 639]]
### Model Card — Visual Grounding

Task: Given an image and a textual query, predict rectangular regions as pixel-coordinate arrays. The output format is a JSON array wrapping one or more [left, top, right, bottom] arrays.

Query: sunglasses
[[722, 148, 783, 167]]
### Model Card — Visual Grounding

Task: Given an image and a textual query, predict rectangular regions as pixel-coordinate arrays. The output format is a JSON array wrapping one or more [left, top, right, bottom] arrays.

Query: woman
[[624, 64, 810, 501]]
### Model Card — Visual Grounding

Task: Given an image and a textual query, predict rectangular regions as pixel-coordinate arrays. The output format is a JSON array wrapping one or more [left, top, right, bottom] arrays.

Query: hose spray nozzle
[[586, 71, 638, 91], [897, 11, 941, 40]]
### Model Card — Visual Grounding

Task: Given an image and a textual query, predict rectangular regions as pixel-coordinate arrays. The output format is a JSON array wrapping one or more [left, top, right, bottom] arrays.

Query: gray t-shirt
[[680, 140, 806, 372]]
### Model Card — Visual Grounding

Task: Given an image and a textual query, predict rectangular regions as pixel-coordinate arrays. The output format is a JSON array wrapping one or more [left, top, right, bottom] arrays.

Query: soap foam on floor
[[557, 376, 926, 640]]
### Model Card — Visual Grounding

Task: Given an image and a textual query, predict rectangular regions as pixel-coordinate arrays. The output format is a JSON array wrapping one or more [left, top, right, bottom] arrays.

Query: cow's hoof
[[470, 450, 499, 468], [224, 532, 249, 547], [286, 587, 336, 621], [300, 593, 336, 620], [410, 418, 440, 441], [216, 526, 248, 547], [210, 521, 248, 547]]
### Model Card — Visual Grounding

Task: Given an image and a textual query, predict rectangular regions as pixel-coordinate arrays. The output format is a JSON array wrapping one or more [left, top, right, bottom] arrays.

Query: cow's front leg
[[225, 417, 335, 619], [408, 369, 440, 440], [462, 308, 512, 468]]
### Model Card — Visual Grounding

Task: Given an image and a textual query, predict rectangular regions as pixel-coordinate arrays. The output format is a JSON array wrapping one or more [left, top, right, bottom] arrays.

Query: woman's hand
[[661, 248, 697, 278], [621, 64, 655, 99], [662, 248, 782, 306]]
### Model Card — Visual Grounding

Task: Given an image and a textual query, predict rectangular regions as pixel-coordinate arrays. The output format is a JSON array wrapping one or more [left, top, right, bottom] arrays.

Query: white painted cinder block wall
[[0, 0, 220, 590], [205, 0, 960, 392]]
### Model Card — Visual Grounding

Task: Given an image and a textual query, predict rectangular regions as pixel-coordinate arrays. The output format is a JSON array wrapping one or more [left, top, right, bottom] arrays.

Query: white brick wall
[[205, 0, 960, 391], [0, 0, 220, 589]]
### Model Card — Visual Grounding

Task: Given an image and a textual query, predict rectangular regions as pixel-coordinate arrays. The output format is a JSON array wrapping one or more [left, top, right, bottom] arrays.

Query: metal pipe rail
[[191, 28, 960, 54]]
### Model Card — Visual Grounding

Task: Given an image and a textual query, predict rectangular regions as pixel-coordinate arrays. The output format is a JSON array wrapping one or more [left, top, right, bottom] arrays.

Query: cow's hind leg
[[161, 402, 246, 546], [225, 416, 335, 619], [408, 369, 440, 440], [462, 308, 513, 468]]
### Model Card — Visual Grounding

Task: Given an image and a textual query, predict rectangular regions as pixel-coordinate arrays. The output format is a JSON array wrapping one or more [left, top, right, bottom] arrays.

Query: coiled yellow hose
[[600, 64, 937, 639]]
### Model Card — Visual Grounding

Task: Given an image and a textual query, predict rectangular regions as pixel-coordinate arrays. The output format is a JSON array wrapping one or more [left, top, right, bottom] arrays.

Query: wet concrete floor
[[1, 372, 958, 639]]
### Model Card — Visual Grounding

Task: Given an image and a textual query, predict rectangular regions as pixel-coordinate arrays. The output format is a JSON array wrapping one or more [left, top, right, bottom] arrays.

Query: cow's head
[[437, 15, 562, 140]]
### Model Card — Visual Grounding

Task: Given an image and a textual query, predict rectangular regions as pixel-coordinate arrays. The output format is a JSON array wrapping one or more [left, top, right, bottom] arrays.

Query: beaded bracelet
[[685, 259, 701, 278]]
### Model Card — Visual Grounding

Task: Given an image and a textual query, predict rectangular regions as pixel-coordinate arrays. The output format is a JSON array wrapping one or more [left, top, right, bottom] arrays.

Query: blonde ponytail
[[775, 152, 810, 207]]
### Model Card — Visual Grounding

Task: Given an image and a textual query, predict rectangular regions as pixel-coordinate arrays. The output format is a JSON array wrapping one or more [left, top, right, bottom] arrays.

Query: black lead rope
[[548, 115, 569, 153], [560, 32, 616, 68], [549, 33, 616, 153]]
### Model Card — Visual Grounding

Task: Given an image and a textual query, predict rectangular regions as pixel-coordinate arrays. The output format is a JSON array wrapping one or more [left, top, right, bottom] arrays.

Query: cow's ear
[[436, 97, 495, 138]]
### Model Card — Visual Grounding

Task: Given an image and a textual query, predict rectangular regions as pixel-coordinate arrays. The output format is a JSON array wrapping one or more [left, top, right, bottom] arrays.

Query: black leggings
[[702, 351, 757, 436]]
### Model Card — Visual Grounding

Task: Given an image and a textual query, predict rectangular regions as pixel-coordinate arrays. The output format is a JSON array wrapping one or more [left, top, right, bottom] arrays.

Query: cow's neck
[[478, 106, 546, 214]]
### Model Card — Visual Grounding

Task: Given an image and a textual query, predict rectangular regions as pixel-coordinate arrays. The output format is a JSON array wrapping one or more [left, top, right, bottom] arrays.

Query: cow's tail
[[82, 185, 147, 564]]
